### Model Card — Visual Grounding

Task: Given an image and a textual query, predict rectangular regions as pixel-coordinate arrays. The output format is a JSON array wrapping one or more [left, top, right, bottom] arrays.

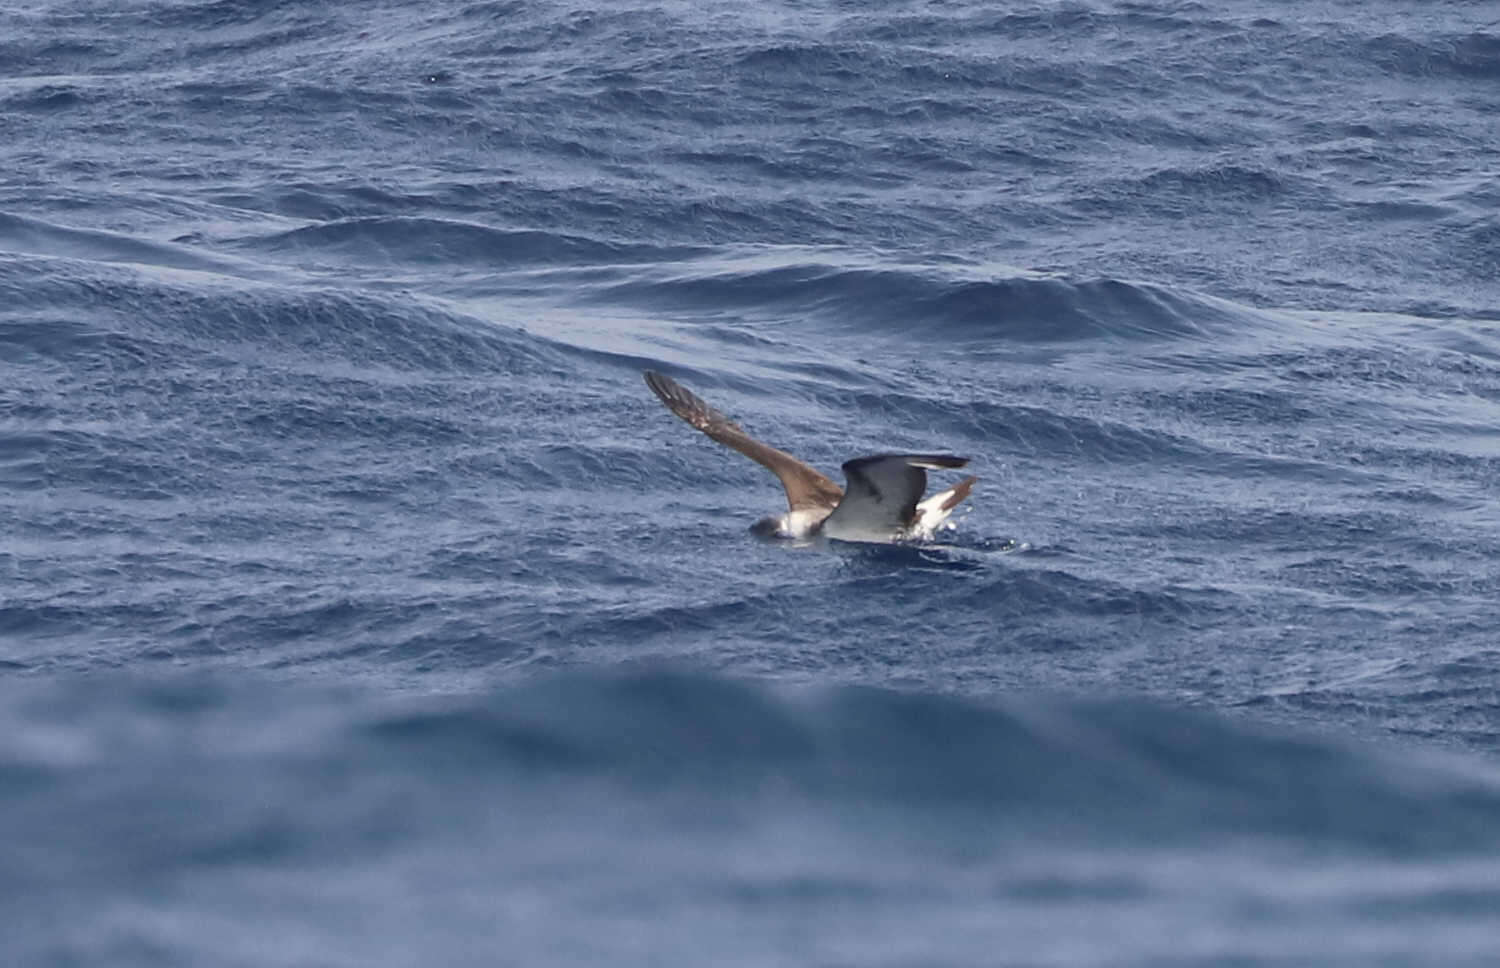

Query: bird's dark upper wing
[[643, 370, 844, 511], [821, 453, 969, 540]]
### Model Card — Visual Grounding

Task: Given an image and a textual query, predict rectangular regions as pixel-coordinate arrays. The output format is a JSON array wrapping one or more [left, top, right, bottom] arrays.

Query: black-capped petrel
[[644, 370, 977, 542]]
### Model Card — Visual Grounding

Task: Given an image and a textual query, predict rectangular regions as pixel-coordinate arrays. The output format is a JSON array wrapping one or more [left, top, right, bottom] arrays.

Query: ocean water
[[4, 0, 1500, 964]]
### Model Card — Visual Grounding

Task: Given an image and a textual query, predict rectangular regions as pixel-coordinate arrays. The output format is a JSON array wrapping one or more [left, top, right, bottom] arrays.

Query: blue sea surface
[[4, 1, 1500, 965]]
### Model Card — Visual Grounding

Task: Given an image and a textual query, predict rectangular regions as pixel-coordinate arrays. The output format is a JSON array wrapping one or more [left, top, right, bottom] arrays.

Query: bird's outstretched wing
[[821, 454, 970, 541], [643, 370, 844, 512]]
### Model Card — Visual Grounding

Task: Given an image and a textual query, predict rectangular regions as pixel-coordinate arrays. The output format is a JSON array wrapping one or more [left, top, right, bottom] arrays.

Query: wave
[[1365, 30, 1500, 80], [576, 254, 1254, 343], [4, 670, 1498, 853], [0, 249, 551, 376], [0, 218, 1310, 361], [17, 208, 1266, 355], [0, 211, 264, 280], [1069, 164, 1310, 219], [245, 217, 706, 268], [351, 671, 1500, 850]]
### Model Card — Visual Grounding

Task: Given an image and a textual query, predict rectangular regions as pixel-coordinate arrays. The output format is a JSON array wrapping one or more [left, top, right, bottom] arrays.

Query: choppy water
[[4, 1, 1500, 965]]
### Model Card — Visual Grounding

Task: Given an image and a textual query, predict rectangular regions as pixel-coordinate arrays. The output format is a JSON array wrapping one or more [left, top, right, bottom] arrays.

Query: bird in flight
[[644, 370, 977, 542]]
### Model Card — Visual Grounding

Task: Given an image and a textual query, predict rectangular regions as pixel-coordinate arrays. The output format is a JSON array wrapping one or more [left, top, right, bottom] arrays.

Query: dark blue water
[[5, 1, 1500, 964]]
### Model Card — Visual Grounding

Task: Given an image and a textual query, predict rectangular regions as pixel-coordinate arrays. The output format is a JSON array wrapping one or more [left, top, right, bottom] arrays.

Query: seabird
[[644, 370, 977, 542]]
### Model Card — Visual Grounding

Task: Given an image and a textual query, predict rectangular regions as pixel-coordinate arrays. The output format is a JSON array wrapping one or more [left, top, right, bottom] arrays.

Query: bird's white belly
[[781, 507, 832, 538]]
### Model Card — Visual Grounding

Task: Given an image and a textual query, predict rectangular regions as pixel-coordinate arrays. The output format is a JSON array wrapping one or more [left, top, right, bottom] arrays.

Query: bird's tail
[[912, 475, 978, 535]]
